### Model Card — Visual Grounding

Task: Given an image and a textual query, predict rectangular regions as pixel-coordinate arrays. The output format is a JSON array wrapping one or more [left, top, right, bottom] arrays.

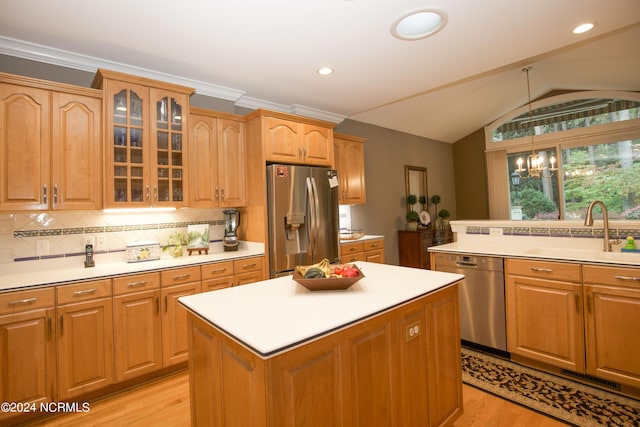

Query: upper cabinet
[[189, 108, 246, 208], [334, 133, 366, 204], [0, 73, 102, 211], [257, 112, 334, 166], [92, 69, 194, 209]]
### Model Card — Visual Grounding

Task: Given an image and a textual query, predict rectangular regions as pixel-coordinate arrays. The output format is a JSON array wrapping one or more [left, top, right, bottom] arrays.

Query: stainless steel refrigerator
[[267, 164, 340, 277]]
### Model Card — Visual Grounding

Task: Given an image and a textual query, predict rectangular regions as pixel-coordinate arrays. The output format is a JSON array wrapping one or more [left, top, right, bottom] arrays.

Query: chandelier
[[515, 67, 557, 179]]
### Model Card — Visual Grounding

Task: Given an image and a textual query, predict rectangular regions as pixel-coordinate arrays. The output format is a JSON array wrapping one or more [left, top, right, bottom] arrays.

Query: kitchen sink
[[523, 247, 639, 263]]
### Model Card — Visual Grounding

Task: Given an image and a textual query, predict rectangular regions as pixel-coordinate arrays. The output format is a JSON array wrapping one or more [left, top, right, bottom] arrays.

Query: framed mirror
[[405, 165, 428, 213]]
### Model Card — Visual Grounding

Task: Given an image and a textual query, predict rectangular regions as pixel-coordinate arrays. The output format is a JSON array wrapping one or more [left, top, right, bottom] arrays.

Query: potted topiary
[[406, 194, 419, 230], [430, 194, 441, 220], [438, 209, 451, 229]]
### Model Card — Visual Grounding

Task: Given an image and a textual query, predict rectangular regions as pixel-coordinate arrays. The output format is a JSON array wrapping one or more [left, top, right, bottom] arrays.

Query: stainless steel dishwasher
[[433, 252, 506, 352]]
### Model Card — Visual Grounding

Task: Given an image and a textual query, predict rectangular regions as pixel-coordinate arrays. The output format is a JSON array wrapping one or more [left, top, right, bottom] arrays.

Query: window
[[486, 91, 640, 220]]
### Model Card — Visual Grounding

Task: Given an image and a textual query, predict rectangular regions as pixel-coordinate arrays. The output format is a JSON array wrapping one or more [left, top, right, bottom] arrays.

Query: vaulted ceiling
[[1, 0, 639, 143]]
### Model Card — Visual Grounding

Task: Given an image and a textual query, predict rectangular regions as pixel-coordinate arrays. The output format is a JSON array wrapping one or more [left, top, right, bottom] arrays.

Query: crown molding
[[0, 36, 244, 101], [0, 36, 347, 124]]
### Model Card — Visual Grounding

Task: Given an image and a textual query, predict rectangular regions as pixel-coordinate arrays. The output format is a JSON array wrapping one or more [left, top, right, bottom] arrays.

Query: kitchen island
[[179, 262, 464, 427]]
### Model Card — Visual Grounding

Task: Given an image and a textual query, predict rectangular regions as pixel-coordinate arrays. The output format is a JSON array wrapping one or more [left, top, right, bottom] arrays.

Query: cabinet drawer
[[113, 272, 160, 295], [57, 279, 112, 305], [0, 287, 55, 315], [363, 239, 384, 251], [202, 277, 234, 292], [161, 266, 201, 287], [341, 241, 364, 254], [506, 259, 581, 282], [583, 264, 640, 288], [234, 256, 263, 274], [201, 261, 234, 280]]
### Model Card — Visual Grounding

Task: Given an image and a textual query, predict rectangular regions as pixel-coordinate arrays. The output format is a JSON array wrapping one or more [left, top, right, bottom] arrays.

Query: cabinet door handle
[[73, 288, 97, 296], [173, 274, 191, 280], [241, 263, 256, 270], [164, 295, 168, 313], [574, 293, 580, 312], [614, 275, 640, 281], [154, 185, 158, 201], [221, 188, 225, 200], [53, 184, 58, 207], [215, 187, 219, 201], [146, 185, 150, 201], [210, 268, 228, 274], [530, 267, 553, 273], [43, 184, 47, 205], [127, 281, 148, 288], [370, 243, 379, 248], [8, 297, 37, 306], [47, 317, 52, 338]]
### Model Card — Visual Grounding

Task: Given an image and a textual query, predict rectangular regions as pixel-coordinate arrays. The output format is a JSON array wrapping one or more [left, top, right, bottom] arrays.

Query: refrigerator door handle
[[306, 177, 316, 254], [310, 176, 321, 256]]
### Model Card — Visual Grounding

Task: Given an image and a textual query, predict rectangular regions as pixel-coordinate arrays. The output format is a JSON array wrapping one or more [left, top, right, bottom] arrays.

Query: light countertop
[[340, 234, 384, 243], [428, 235, 640, 266], [0, 241, 265, 292], [179, 261, 463, 358]]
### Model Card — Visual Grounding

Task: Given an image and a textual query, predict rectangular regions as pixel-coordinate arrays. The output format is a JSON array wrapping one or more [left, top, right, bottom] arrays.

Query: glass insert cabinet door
[[110, 83, 150, 206], [150, 89, 188, 206]]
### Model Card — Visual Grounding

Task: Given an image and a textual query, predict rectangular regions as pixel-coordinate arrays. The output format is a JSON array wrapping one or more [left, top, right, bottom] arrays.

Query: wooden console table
[[398, 227, 453, 270]]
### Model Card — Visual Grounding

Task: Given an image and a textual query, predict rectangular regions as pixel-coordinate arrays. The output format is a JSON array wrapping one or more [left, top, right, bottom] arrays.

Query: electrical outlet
[[36, 239, 50, 256], [84, 236, 96, 249], [96, 236, 107, 252], [489, 228, 503, 236]]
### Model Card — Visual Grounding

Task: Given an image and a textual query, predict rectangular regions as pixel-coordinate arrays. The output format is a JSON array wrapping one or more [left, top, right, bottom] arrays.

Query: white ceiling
[[1, 0, 639, 143]]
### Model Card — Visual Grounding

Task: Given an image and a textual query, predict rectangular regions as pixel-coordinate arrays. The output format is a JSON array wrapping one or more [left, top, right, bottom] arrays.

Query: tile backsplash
[[4, 208, 229, 263]]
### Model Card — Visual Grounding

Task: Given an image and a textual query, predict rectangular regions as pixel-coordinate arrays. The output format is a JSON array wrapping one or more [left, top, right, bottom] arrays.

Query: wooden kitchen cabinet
[[56, 279, 113, 400], [505, 259, 585, 372], [400, 228, 453, 270], [189, 109, 246, 208], [161, 266, 201, 367], [93, 69, 194, 208], [0, 287, 56, 422], [333, 133, 366, 204], [0, 73, 102, 211], [112, 272, 162, 382], [583, 265, 640, 389], [186, 281, 461, 426], [252, 111, 334, 166], [201, 260, 235, 292], [340, 238, 385, 264], [233, 256, 265, 286]]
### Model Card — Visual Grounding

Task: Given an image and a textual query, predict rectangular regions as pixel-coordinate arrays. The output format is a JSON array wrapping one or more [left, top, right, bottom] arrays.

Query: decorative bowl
[[292, 265, 365, 291]]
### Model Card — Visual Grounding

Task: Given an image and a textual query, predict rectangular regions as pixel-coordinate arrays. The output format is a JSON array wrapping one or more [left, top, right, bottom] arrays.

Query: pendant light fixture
[[515, 67, 557, 179]]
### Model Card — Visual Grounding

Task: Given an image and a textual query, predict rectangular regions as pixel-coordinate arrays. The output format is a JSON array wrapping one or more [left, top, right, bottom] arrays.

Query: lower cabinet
[[161, 266, 202, 367], [0, 288, 56, 423], [340, 238, 385, 264], [0, 254, 267, 424], [233, 256, 265, 285], [56, 279, 114, 400], [583, 265, 640, 389], [186, 282, 461, 426], [505, 259, 584, 372], [113, 272, 163, 382], [506, 259, 640, 391]]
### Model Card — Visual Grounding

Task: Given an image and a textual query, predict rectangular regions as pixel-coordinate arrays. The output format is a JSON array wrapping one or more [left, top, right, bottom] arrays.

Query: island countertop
[[178, 261, 464, 358]]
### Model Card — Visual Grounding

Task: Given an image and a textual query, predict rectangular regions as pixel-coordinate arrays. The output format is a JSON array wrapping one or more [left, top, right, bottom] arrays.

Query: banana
[[296, 258, 331, 277]]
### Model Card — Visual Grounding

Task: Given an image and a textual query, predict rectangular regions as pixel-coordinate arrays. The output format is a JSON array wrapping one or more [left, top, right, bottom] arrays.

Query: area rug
[[461, 347, 640, 426]]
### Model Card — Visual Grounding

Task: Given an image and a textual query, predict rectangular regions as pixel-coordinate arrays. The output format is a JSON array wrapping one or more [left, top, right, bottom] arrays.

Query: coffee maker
[[223, 209, 240, 251]]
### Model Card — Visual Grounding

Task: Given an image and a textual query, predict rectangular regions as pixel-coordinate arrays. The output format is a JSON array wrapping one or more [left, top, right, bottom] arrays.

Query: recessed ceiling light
[[573, 22, 596, 34], [317, 67, 334, 76], [391, 9, 447, 41]]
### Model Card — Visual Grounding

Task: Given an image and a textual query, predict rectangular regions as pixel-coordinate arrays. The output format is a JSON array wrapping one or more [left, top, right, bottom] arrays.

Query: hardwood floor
[[26, 370, 565, 427]]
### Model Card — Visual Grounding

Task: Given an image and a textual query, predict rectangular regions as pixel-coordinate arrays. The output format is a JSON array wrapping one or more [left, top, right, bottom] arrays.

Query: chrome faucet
[[584, 200, 619, 252]]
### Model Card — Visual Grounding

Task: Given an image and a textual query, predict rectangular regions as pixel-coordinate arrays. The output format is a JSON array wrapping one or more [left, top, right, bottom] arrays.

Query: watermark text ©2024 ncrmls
[[1, 401, 90, 414]]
